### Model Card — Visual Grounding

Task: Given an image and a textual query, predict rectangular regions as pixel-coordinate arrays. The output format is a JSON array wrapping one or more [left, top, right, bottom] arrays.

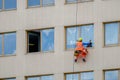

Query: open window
[[27, 28, 54, 53], [28, 30, 40, 53]]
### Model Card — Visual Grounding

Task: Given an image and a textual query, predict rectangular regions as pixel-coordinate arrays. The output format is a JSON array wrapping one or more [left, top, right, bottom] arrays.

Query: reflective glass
[[80, 25, 94, 46], [41, 29, 54, 52], [66, 0, 77, 3], [105, 23, 119, 45], [66, 74, 79, 80], [4, 33, 16, 55], [41, 75, 53, 80], [105, 70, 118, 80], [81, 72, 94, 80], [42, 0, 54, 6], [66, 27, 79, 49], [0, 35, 2, 55], [27, 77, 40, 80], [28, 0, 40, 7], [4, 0, 16, 10]]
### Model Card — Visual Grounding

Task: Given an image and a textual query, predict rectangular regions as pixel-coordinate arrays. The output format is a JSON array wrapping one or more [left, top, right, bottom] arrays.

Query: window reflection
[[4, 33, 16, 55], [41, 29, 54, 52], [105, 70, 118, 80], [81, 72, 94, 80], [105, 23, 119, 45], [28, 0, 40, 7], [4, 0, 16, 10]]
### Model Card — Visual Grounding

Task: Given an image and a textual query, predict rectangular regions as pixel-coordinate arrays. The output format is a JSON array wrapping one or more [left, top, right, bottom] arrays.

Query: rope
[[72, 0, 79, 79]]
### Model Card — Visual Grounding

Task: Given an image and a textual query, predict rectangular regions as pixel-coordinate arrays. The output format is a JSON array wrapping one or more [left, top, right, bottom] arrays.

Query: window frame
[[0, 0, 17, 11], [103, 69, 120, 80], [64, 71, 94, 80], [65, 0, 94, 4], [26, 28, 54, 53], [27, 0, 55, 8], [0, 32, 16, 57], [64, 24, 94, 50], [103, 21, 120, 47], [25, 74, 53, 80], [0, 77, 16, 80]]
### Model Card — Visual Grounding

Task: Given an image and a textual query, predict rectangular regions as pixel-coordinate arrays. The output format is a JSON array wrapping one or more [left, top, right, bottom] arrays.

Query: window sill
[[0, 9, 17, 12], [65, 47, 94, 51], [64, 0, 94, 5], [103, 44, 120, 48], [0, 54, 16, 57], [26, 51, 54, 54], [26, 4, 55, 9]]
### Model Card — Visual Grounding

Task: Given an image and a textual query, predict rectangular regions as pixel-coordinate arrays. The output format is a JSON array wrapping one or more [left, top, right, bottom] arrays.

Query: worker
[[74, 38, 88, 62]]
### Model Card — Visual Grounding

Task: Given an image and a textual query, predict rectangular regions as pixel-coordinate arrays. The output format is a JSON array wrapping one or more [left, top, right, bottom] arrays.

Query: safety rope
[[72, 0, 79, 79]]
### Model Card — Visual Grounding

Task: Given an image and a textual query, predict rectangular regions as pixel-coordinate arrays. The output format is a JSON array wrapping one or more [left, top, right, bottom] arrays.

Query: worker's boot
[[74, 59, 77, 62], [82, 58, 86, 62]]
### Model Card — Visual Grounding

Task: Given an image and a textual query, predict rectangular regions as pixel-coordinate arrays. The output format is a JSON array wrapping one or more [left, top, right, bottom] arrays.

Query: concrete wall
[[0, 0, 120, 80]]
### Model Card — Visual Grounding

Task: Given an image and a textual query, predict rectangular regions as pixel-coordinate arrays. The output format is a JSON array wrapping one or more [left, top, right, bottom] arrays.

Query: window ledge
[[0, 9, 17, 12], [64, 0, 94, 5], [0, 54, 16, 57], [65, 47, 94, 51], [103, 44, 120, 48], [26, 4, 55, 9], [26, 51, 54, 54]]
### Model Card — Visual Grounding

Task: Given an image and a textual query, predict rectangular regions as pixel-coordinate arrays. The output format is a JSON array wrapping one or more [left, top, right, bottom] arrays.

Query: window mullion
[[40, 30, 42, 52], [79, 26, 81, 38], [40, 0, 42, 7], [2, 0, 4, 10], [119, 22, 120, 44], [118, 70, 120, 80], [2, 34, 4, 56], [79, 73, 81, 80]]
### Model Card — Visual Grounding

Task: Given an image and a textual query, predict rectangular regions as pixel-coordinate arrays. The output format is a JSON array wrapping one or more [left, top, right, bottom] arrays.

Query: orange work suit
[[75, 41, 88, 60]]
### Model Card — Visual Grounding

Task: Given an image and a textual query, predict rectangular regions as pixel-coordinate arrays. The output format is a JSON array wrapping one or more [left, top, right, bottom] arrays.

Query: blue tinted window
[[42, 0, 54, 6], [105, 70, 118, 80], [27, 77, 40, 80], [80, 25, 94, 46], [41, 76, 53, 80], [66, 74, 79, 80], [0, 0, 2, 10], [105, 23, 119, 45], [0, 35, 2, 55], [4, 33, 16, 55], [81, 72, 94, 80], [41, 29, 54, 52], [66, 27, 79, 49], [4, 0, 16, 10], [66, 0, 77, 3], [28, 0, 40, 7]]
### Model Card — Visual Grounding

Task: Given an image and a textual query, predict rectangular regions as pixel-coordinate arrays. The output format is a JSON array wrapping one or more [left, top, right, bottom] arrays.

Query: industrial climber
[[74, 38, 91, 62]]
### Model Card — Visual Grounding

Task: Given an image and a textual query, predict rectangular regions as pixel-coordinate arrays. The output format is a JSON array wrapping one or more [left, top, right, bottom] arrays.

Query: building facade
[[0, 0, 120, 80]]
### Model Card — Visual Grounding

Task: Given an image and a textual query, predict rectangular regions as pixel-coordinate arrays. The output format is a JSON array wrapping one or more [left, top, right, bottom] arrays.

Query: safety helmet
[[78, 37, 83, 41]]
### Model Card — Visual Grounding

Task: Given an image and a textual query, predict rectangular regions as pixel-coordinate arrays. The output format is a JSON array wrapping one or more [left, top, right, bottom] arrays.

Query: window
[[27, 0, 55, 7], [104, 22, 120, 46], [0, 0, 16, 11], [104, 70, 119, 80], [26, 75, 53, 80], [66, 0, 93, 4], [0, 78, 16, 80], [27, 28, 54, 53], [65, 24, 94, 49], [65, 72, 94, 80], [0, 32, 16, 56]]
